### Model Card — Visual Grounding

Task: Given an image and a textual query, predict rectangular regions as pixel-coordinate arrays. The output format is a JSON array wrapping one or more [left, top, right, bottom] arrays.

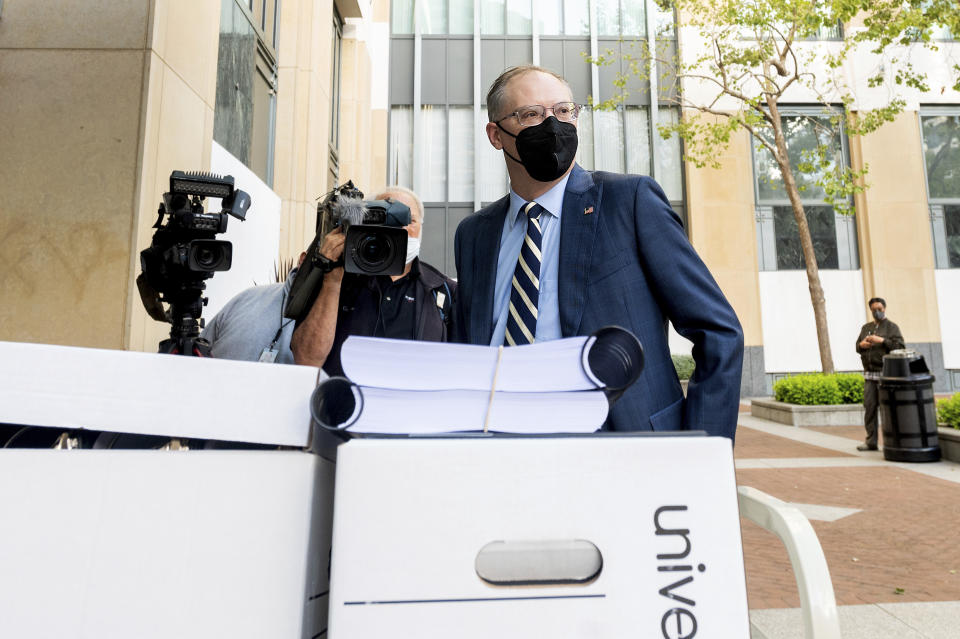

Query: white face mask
[[405, 236, 421, 264]]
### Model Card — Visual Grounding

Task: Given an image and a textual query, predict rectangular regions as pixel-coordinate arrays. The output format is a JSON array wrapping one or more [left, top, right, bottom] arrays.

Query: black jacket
[[323, 258, 457, 377], [855, 319, 904, 372]]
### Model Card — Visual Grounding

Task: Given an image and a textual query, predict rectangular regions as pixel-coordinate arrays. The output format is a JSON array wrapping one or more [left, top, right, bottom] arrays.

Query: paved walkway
[[735, 411, 960, 639]]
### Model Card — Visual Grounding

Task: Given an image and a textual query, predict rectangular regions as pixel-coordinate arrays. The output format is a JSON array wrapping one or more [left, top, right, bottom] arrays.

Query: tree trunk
[[767, 104, 836, 374]]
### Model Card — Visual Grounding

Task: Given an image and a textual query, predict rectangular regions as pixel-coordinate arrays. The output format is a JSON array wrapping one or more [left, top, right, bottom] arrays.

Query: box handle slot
[[475, 539, 602, 586]]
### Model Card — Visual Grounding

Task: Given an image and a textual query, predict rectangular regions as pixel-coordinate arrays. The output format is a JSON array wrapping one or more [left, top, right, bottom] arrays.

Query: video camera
[[137, 171, 251, 356], [284, 181, 411, 322]]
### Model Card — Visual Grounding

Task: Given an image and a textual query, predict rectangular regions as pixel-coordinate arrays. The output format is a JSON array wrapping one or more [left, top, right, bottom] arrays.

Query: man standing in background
[[855, 297, 905, 451]]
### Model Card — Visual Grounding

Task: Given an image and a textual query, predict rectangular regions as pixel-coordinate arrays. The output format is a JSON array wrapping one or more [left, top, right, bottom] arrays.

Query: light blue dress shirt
[[489, 174, 570, 346]]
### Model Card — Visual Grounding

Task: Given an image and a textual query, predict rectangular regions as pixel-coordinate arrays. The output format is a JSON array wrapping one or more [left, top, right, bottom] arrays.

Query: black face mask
[[497, 116, 579, 182], [872, 309, 885, 321]]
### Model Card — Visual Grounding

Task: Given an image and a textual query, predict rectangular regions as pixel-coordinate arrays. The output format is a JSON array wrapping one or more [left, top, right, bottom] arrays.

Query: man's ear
[[486, 121, 502, 150], [298, 252, 307, 267]]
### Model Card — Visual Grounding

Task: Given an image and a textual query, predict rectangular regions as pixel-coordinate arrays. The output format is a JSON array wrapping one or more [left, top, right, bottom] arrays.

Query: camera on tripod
[[284, 181, 411, 322], [137, 171, 251, 356]]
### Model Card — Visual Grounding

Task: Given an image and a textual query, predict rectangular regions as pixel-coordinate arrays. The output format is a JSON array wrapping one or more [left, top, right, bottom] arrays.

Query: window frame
[[213, 0, 280, 186], [750, 105, 859, 271], [919, 105, 960, 268], [329, 7, 344, 191]]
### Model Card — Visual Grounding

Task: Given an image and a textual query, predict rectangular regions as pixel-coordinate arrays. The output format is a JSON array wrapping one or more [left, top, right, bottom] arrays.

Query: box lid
[[0, 341, 320, 447]]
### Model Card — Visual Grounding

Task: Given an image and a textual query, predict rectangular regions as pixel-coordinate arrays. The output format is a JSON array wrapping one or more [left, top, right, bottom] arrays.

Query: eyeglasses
[[496, 102, 583, 128]]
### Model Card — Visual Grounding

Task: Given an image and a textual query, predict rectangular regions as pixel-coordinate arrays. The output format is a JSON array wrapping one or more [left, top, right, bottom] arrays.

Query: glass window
[[622, 0, 646, 37], [595, 109, 624, 173], [752, 19, 841, 41], [450, 0, 474, 34], [420, 106, 448, 202], [389, 106, 414, 189], [330, 11, 342, 151], [596, 0, 620, 36], [921, 112, 960, 268], [448, 107, 475, 201], [506, 0, 532, 35], [536, 0, 563, 35], [422, 0, 448, 35], [563, 0, 589, 35], [816, 21, 842, 40], [654, 1, 675, 37], [624, 106, 650, 177], [659, 107, 684, 201], [479, 119, 509, 201], [328, 9, 343, 189], [752, 110, 854, 270], [481, 0, 505, 34], [755, 114, 843, 202], [921, 114, 960, 200], [214, 0, 278, 186], [946, 205, 960, 267], [576, 110, 594, 171], [773, 206, 839, 270], [392, 0, 414, 34]]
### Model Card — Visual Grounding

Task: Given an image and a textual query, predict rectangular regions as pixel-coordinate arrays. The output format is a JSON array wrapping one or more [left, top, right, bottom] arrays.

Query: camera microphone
[[329, 196, 367, 230]]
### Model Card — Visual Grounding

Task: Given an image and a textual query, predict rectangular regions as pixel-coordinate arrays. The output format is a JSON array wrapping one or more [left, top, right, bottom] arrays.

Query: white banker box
[[0, 341, 334, 639], [328, 435, 750, 638]]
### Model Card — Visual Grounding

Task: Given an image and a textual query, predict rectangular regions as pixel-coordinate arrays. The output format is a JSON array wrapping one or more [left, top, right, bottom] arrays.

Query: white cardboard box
[[328, 436, 749, 638], [0, 341, 335, 638], [0, 449, 335, 639], [0, 341, 321, 446]]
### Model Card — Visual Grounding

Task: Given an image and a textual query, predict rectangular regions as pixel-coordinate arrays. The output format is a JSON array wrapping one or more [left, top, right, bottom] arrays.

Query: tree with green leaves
[[591, 0, 960, 374]]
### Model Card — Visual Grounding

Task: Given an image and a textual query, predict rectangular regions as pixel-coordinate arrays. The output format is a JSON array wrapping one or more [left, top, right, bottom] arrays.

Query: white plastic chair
[[738, 486, 842, 639]]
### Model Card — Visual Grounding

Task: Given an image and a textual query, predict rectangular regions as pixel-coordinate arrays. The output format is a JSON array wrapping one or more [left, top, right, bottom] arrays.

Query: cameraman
[[290, 186, 456, 376], [201, 263, 301, 365]]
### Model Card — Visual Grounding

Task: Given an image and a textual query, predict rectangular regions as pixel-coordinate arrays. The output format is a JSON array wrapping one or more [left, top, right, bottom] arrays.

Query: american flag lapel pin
[[584, 206, 594, 215]]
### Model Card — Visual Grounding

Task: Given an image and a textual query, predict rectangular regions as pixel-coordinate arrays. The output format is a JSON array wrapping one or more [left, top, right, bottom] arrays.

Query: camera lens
[[356, 233, 394, 270], [187, 240, 232, 272], [195, 246, 220, 269]]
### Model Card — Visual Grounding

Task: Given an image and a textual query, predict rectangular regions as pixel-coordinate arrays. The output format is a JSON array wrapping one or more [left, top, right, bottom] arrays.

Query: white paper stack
[[315, 336, 612, 436]]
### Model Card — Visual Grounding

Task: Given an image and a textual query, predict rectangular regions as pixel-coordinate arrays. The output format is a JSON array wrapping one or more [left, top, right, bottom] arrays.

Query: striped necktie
[[504, 202, 543, 346]]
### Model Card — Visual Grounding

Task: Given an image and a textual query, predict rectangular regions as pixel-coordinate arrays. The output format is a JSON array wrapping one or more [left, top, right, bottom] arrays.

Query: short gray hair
[[376, 185, 424, 226], [486, 65, 572, 122]]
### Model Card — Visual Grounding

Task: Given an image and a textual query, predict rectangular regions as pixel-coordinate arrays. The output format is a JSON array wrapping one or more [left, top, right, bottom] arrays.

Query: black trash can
[[878, 350, 940, 462]]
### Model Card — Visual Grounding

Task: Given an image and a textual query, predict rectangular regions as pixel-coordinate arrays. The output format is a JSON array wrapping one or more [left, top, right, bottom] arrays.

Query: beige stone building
[[674, 21, 960, 395], [380, 0, 960, 395], [0, 0, 389, 353], [2, 0, 958, 396]]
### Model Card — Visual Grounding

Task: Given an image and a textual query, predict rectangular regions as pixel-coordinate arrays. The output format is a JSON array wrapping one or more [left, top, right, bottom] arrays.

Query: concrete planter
[[750, 398, 864, 427], [939, 427, 960, 463]]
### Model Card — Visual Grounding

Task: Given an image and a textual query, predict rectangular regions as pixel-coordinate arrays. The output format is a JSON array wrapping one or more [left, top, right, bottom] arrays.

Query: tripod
[[157, 290, 212, 357]]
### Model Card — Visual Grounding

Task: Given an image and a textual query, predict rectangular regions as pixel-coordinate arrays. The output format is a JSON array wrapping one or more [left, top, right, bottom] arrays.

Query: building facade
[[386, 0, 683, 276], [385, 0, 960, 395], [1, 0, 957, 397], [0, 0, 390, 353]]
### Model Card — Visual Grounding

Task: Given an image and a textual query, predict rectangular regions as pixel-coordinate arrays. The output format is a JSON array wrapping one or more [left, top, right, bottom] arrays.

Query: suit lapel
[[472, 197, 509, 344], [558, 165, 601, 336]]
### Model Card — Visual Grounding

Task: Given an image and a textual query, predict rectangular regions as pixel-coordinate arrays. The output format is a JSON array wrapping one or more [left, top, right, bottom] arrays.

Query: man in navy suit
[[454, 65, 743, 439]]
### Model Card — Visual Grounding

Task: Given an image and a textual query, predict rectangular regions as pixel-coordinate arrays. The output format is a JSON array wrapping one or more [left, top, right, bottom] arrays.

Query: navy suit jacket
[[454, 165, 744, 440]]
